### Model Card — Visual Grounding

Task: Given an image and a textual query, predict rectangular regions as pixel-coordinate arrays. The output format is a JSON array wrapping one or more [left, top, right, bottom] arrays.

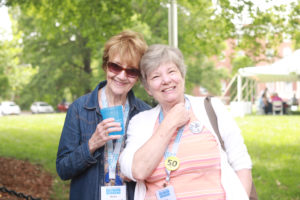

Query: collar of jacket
[[83, 80, 138, 114]]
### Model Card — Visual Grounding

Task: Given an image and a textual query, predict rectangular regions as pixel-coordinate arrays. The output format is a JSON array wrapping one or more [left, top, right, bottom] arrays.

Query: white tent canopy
[[237, 49, 300, 101], [238, 49, 300, 82], [223, 49, 300, 116]]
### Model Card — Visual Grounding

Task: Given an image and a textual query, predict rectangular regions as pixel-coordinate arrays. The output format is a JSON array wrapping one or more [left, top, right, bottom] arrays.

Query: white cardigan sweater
[[120, 95, 252, 200]]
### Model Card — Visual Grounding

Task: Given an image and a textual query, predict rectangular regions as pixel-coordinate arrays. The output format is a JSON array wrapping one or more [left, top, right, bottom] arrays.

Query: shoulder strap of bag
[[204, 96, 258, 200], [204, 96, 225, 151]]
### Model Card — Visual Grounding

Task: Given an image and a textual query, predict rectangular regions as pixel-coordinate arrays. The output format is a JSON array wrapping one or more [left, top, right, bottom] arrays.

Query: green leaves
[[2, 0, 299, 106]]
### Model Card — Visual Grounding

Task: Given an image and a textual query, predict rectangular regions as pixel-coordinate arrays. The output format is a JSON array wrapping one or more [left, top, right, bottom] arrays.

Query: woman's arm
[[211, 98, 253, 197], [236, 169, 252, 197], [56, 103, 96, 180], [57, 104, 121, 180], [132, 103, 190, 181], [211, 98, 252, 170], [132, 118, 177, 180]]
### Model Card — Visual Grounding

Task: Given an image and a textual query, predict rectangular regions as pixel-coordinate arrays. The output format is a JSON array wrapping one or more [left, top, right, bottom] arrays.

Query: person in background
[[120, 44, 253, 200], [259, 91, 271, 114], [290, 93, 299, 112], [56, 30, 150, 200], [271, 92, 286, 114], [270, 92, 282, 102], [291, 93, 299, 106]]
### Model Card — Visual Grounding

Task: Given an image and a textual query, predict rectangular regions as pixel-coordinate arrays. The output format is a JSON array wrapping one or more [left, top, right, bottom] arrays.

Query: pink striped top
[[145, 112, 225, 200]]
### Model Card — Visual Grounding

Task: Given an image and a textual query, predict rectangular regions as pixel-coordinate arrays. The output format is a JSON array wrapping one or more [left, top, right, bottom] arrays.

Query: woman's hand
[[88, 118, 121, 154], [164, 103, 190, 130]]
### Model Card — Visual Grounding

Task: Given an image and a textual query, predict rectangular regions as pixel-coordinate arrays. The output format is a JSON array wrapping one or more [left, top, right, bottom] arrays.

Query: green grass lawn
[[0, 114, 300, 199], [0, 113, 69, 200], [236, 115, 300, 200]]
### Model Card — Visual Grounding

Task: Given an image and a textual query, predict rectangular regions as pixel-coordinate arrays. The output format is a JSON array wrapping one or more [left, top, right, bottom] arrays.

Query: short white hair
[[140, 44, 187, 87]]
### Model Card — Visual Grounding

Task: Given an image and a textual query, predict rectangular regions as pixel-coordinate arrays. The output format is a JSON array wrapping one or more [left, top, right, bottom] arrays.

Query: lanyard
[[158, 97, 190, 183], [101, 86, 130, 180]]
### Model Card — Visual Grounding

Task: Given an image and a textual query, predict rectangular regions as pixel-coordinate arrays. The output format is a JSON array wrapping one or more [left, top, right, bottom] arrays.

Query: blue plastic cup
[[100, 105, 124, 136]]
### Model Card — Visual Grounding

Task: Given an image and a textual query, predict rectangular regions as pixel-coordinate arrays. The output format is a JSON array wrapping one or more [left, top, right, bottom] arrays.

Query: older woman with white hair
[[120, 44, 253, 200]]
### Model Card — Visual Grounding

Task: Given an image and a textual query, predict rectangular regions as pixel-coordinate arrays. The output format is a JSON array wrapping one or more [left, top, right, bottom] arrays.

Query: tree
[[131, 0, 235, 95], [0, 30, 37, 105], [234, 1, 299, 61], [1, 0, 298, 106], [288, 2, 300, 49], [4, 0, 136, 106], [232, 55, 254, 75], [0, 39, 9, 98]]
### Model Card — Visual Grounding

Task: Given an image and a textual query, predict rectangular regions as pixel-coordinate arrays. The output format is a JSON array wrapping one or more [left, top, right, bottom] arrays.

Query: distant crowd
[[258, 88, 299, 115]]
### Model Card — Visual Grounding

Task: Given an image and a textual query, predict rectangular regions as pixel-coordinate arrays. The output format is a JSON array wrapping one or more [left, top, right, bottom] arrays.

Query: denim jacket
[[56, 81, 151, 200]]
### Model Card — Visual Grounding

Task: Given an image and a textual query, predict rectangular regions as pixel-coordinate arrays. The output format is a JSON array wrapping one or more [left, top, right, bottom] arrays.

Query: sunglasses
[[107, 62, 140, 78]]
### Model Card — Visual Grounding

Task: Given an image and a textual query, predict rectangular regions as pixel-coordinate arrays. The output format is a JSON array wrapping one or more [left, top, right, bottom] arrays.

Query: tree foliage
[[232, 55, 254, 75], [0, 39, 10, 98], [0, 0, 299, 108], [4, 0, 137, 107], [235, 1, 299, 61], [288, 2, 300, 49]]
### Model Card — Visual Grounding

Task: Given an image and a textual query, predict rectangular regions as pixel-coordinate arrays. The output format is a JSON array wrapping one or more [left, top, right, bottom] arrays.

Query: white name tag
[[101, 185, 126, 200], [155, 186, 176, 200]]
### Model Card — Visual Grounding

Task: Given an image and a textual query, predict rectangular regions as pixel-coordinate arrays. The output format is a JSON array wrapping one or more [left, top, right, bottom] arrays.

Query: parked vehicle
[[30, 102, 54, 114], [0, 101, 21, 115], [57, 102, 70, 112]]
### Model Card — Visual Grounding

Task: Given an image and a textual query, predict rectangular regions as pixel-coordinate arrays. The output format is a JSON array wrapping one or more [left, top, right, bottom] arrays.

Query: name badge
[[156, 186, 176, 200], [101, 186, 126, 200]]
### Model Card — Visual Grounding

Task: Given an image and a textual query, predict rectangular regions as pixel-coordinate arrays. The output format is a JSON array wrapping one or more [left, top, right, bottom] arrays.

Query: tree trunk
[[83, 48, 92, 94]]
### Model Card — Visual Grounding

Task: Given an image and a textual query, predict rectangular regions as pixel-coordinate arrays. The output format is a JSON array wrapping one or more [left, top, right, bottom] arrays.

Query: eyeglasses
[[107, 62, 140, 78]]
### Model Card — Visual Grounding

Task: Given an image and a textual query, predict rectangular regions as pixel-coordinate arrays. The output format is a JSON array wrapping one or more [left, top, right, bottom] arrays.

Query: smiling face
[[106, 54, 139, 98], [145, 62, 185, 108]]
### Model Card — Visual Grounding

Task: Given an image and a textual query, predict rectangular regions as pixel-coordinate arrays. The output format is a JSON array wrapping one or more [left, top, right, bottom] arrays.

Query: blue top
[[56, 80, 151, 200]]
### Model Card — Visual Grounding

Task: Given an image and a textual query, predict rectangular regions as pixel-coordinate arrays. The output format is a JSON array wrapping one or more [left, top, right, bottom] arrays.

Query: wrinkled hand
[[164, 103, 190, 130], [88, 118, 122, 154]]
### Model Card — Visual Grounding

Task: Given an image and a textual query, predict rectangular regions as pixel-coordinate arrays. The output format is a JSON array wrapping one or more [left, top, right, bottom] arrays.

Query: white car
[[30, 102, 54, 114], [0, 101, 21, 115]]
